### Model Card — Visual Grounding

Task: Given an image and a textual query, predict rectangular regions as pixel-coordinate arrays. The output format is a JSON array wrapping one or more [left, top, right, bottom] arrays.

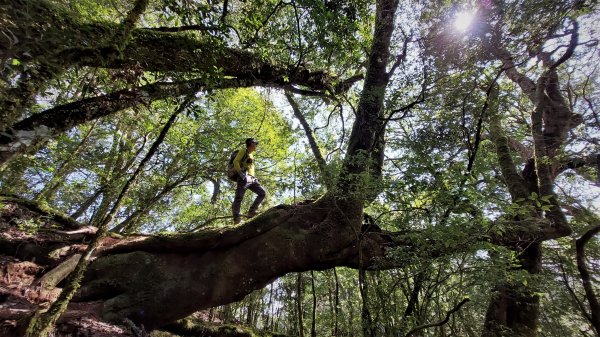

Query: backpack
[[226, 149, 248, 181]]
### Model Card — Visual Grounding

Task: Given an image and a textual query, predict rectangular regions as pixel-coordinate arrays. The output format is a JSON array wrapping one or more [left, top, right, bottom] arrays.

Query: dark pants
[[232, 175, 266, 219]]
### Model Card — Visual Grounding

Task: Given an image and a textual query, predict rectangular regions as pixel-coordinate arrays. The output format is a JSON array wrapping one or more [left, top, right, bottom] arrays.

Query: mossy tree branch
[[0, 194, 82, 229]]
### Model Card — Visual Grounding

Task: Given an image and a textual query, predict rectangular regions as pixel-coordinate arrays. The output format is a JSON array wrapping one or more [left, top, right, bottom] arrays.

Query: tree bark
[[576, 225, 600, 335]]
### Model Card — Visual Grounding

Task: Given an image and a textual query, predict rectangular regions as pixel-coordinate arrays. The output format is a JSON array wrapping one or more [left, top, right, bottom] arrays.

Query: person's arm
[[233, 149, 246, 175], [247, 154, 255, 176]]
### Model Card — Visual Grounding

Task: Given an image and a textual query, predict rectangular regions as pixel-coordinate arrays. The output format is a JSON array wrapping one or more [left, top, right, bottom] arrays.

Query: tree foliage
[[1, 0, 600, 336]]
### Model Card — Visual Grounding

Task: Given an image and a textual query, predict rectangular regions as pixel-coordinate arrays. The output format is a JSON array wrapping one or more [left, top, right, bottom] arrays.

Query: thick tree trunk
[[482, 243, 541, 337], [481, 18, 578, 332]]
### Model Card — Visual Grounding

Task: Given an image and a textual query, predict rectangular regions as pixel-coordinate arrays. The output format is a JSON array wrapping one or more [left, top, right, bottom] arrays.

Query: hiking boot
[[248, 210, 258, 218], [233, 217, 241, 225]]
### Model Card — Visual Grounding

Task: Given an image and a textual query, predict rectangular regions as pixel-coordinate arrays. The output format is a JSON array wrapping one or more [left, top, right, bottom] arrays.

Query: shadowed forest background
[[1, 0, 600, 336]]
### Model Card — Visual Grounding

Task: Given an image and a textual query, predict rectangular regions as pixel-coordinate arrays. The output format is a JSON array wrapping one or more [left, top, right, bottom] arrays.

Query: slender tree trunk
[[274, 307, 282, 333], [576, 225, 600, 335], [264, 283, 274, 330], [285, 91, 332, 189], [310, 271, 317, 337], [360, 269, 375, 337], [70, 187, 103, 220], [348, 287, 355, 337], [333, 268, 341, 337], [245, 292, 254, 326], [403, 270, 425, 336], [296, 273, 305, 337], [36, 122, 96, 203], [111, 181, 182, 233]]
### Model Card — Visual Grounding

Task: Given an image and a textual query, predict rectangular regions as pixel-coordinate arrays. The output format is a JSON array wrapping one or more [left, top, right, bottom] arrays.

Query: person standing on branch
[[231, 138, 266, 224]]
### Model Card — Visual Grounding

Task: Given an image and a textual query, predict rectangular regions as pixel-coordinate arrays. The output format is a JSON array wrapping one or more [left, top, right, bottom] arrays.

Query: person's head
[[245, 138, 259, 152]]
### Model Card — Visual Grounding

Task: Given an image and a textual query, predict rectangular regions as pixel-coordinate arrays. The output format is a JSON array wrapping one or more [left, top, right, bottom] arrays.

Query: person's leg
[[247, 178, 266, 217], [232, 178, 248, 223]]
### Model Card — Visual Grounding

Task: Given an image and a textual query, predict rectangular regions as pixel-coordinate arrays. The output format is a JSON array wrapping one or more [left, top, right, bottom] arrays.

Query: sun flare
[[454, 10, 475, 32]]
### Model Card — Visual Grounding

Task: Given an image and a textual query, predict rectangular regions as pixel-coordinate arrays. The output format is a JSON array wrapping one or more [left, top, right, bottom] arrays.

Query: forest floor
[[0, 203, 142, 336], [0, 202, 274, 337]]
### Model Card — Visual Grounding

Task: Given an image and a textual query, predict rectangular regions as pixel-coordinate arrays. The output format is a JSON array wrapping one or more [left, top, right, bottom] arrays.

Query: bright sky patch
[[454, 10, 475, 32]]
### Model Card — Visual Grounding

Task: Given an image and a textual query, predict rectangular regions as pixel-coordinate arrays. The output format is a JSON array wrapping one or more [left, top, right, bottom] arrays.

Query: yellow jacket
[[233, 148, 255, 176]]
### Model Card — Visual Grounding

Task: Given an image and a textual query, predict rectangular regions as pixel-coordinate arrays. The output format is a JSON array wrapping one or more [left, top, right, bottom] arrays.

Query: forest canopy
[[1, 0, 600, 336]]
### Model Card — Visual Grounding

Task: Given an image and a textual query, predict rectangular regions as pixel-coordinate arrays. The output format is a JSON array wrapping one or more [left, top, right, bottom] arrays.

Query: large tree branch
[[0, 194, 83, 229], [0, 78, 269, 166], [489, 115, 529, 201], [7, 0, 328, 88], [68, 197, 474, 329], [113, 0, 150, 50], [557, 155, 600, 181], [0, 189, 503, 332], [478, 22, 536, 101], [549, 20, 579, 70], [488, 45, 536, 101]]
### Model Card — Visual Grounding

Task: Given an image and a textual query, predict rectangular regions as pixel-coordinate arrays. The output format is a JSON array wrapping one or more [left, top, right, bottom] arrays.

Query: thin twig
[[404, 298, 470, 337]]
